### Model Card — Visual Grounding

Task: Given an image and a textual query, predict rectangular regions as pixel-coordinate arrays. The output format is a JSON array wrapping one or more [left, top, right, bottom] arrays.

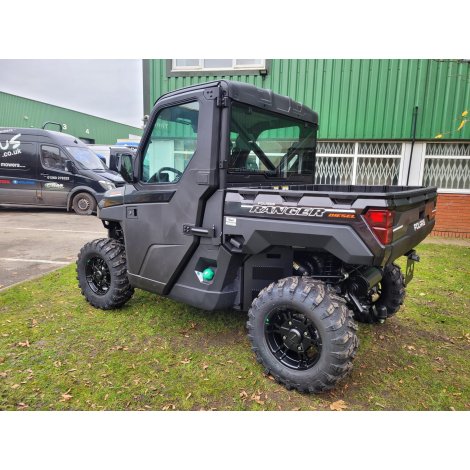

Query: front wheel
[[76, 238, 134, 309], [72, 192, 96, 216], [247, 277, 358, 394]]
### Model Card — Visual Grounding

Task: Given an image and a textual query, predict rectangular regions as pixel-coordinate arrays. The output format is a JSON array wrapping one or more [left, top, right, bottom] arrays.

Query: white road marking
[[0, 258, 70, 265], [5, 227, 104, 234]]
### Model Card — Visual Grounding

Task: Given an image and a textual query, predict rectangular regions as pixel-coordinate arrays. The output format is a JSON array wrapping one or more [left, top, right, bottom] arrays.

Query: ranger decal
[[247, 205, 326, 217], [240, 203, 356, 219]]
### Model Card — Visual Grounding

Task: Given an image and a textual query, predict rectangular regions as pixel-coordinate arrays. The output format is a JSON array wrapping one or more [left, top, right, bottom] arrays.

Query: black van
[[0, 128, 124, 215]]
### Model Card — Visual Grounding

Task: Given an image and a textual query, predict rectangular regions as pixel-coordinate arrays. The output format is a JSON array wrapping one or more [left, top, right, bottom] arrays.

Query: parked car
[[87, 145, 111, 166], [0, 128, 124, 215]]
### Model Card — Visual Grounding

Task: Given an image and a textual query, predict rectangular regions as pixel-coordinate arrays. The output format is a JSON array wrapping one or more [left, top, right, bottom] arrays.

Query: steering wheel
[[158, 166, 183, 182]]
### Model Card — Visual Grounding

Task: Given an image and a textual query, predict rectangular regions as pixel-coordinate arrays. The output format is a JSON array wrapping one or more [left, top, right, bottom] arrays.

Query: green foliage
[[434, 109, 469, 138]]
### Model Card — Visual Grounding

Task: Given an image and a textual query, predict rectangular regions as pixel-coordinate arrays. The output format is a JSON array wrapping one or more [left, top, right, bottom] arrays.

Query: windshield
[[228, 102, 316, 178], [66, 146, 107, 170]]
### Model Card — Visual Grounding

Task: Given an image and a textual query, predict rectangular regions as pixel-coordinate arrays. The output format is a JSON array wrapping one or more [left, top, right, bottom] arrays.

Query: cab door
[[122, 87, 220, 294], [38, 145, 75, 207]]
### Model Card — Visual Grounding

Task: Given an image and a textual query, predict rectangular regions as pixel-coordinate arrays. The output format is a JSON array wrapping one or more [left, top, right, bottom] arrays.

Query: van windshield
[[66, 146, 107, 170]]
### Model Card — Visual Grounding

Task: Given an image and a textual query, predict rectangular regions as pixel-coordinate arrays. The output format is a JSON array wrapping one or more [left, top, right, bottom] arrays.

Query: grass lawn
[[0, 242, 469, 411]]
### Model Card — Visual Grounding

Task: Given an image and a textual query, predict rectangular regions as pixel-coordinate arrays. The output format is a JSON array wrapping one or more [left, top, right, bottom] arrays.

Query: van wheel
[[72, 192, 96, 215], [247, 277, 358, 394], [77, 238, 134, 310]]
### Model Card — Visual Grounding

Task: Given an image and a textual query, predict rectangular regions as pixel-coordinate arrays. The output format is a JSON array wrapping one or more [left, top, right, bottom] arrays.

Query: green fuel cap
[[202, 268, 215, 281]]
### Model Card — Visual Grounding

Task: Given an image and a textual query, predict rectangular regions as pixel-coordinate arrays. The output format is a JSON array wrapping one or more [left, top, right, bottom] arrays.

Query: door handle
[[183, 224, 216, 237], [126, 207, 138, 218]]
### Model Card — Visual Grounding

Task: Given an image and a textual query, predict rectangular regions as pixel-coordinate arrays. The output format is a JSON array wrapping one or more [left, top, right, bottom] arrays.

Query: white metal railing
[[422, 142, 470, 193], [315, 141, 404, 186], [425, 142, 470, 157]]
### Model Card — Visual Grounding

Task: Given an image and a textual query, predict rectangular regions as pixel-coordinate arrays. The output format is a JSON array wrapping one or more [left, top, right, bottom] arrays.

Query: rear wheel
[[77, 238, 134, 309], [247, 277, 358, 393], [72, 192, 96, 216], [353, 263, 405, 324]]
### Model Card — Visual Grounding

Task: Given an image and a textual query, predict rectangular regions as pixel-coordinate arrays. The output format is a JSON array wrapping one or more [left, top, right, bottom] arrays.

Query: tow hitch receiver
[[404, 250, 420, 286]]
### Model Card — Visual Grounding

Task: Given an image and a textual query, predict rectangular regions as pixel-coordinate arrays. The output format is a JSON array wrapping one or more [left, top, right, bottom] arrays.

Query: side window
[[141, 101, 199, 184], [41, 145, 68, 172]]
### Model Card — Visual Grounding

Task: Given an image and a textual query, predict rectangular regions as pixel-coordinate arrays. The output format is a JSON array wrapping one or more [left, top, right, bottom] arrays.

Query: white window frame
[[172, 59, 266, 72]]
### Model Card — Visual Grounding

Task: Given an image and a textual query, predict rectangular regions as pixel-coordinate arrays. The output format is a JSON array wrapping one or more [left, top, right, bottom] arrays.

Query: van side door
[[0, 136, 40, 205], [38, 145, 75, 207]]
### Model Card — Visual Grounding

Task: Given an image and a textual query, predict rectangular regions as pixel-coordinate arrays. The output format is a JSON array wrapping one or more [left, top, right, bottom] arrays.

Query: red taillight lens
[[364, 209, 395, 245]]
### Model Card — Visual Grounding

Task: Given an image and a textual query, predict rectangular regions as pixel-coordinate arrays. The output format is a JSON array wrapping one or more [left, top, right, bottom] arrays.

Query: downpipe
[[406, 106, 419, 185]]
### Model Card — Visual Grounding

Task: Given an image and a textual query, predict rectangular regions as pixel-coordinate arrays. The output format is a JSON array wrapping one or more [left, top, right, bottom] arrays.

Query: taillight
[[364, 209, 395, 245]]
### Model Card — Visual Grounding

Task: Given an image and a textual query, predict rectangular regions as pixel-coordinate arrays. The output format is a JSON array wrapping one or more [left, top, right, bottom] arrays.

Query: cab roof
[[0, 127, 87, 146], [157, 80, 318, 126]]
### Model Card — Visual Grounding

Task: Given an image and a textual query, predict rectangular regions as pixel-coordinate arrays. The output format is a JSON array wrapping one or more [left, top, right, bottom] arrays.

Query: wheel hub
[[265, 308, 322, 370], [284, 328, 302, 349], [85, 256, 111, 295], [78, 199, 90, 210]]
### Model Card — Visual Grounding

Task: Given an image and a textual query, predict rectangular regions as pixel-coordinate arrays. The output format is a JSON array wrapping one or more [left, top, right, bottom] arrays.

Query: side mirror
[[119, 153, 136, 184], [65, 160, 76, 174]]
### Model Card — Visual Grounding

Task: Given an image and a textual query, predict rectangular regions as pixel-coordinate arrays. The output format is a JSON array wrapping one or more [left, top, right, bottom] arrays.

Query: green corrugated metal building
[[144, 59, 470, 236], [0, 91, 142, 144], [145, 59, 470, 141]]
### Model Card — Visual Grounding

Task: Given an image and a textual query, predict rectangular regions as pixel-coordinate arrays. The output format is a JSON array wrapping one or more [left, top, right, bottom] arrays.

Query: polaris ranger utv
[[76, 80, 437, 393]]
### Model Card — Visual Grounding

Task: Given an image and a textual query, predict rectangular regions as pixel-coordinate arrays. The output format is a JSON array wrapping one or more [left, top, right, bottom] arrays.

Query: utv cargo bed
[[224, 184, 438, 266], [227, 183, 437, 203]]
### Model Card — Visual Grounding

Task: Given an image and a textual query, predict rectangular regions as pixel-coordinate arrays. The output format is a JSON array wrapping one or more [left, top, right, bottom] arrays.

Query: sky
[[0, 60, 143, 128]]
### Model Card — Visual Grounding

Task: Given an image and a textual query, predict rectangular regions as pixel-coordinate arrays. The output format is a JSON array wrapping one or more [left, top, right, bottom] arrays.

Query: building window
[[172, 59, 265, 72], [315, 141, 404, 186], [422, 142, 470, 192]]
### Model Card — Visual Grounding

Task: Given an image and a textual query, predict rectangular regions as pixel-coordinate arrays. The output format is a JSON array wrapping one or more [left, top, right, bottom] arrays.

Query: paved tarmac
[[0, 207, 106, 290]]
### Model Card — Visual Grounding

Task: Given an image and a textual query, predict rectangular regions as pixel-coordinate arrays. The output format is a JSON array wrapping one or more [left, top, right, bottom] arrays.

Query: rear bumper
[[386, 219, 435, 264]]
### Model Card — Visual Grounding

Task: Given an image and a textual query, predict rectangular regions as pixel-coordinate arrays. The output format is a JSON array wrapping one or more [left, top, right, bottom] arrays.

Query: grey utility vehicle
[[77, 80, 436, 393]]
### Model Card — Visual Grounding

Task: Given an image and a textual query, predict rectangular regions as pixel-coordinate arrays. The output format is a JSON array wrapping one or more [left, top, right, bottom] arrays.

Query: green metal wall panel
[[0, 92, 142, 144], [148, 59, 470, 140]]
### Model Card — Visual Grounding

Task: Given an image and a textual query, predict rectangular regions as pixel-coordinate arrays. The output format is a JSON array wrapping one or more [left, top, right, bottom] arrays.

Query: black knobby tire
[[72, 192, 96, 216], [76, 238, 134, 309], [354, 263, 406, 324], [247, 277, 359, 394]]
